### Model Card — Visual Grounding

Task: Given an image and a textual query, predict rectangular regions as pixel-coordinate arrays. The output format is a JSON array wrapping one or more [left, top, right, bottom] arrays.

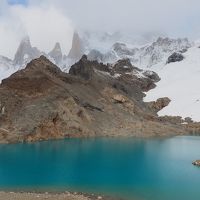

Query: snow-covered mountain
[[84, 35, 200, 121], [0, 31, 200, 121], [87, 37, 192, 68], [80, 30, 165, 54]]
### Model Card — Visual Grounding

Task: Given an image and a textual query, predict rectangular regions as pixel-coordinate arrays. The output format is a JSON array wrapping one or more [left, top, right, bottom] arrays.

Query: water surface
[[0, 136, 200, 200]]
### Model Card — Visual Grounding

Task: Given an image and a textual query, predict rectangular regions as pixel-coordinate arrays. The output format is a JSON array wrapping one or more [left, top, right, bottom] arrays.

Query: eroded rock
[[147, 97, 171, 113]]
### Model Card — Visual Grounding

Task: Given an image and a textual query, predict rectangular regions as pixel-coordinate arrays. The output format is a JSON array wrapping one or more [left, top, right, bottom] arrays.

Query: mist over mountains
[[1, 0, 200, 123], [2, 0, 200, 58]]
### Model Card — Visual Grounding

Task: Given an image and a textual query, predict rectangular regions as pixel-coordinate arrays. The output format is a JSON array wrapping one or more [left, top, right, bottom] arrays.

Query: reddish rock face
[[68, 32, 84, 61]]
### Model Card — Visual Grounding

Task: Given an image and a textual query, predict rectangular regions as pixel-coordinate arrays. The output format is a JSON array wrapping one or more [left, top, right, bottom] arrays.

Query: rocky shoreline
[[0, 191, 123, 200]]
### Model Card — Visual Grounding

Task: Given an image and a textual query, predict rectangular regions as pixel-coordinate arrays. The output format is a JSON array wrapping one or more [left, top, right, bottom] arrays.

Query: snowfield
[[145, 43, 200, 121]]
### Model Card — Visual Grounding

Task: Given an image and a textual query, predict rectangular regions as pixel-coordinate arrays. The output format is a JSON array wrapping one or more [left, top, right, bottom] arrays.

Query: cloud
[[27, 0, 200, 37], [1, 0, 200, 58], [0, 0, 74, 58]]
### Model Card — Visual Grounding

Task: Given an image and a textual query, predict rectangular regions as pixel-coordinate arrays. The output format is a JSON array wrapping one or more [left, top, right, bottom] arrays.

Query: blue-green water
[[0, 136, 200, 200]]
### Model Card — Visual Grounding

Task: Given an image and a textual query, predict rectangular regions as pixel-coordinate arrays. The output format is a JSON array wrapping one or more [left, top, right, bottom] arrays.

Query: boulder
[[192, 160, 200, 166], [113, 94, 127, 103]]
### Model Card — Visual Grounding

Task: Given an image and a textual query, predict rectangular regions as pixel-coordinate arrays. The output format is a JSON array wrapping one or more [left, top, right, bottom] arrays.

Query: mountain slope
[[0, 55, 193, 143], [145, 43, 200, 121]]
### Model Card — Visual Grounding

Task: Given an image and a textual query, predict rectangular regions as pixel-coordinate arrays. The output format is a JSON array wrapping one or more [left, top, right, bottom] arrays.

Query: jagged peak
[[19, 36, 31, 47], [48, 42, 63, 65], [49, 42, 62, 55], [13, 35, 42, 66], [53, 42, 62, 51], [68, 31, 84, 60]]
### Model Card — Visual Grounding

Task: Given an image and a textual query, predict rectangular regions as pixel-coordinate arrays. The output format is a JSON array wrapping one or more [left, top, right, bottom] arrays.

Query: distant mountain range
[[1, 31, 200, 120], [0, 31, 192, 73]]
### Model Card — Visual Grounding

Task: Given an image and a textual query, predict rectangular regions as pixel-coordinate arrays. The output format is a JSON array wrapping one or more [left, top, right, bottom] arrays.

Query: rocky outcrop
[[167, 52, 184, 64], [69, 55, 95, 80], [192, 160, 200, 166], [147, 97, 171, 114], [0, 55, 197, 143]]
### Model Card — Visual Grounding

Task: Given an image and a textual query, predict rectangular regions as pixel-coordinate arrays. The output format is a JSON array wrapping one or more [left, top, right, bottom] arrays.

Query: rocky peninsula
[[0, 55, 199, 143]]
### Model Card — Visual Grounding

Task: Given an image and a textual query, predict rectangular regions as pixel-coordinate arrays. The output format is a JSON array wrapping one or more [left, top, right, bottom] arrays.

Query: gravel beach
[[0, 191, 105, 200]]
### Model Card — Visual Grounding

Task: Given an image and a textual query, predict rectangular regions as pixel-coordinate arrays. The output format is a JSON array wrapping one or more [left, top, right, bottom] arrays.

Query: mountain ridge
[[0, 32, 199, 121], [1, 55, 198, 143]]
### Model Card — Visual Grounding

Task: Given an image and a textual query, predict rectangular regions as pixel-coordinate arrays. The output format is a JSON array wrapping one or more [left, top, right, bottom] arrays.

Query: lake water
[[0, 136, 200, 200]]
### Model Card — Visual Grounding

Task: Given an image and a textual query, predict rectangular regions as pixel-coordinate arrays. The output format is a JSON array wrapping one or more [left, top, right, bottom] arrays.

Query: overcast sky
[[1, 0, 200, 58]]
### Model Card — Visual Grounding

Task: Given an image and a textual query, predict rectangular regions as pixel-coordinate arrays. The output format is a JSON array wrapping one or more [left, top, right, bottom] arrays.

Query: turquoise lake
[[0, 136, 200, 200]]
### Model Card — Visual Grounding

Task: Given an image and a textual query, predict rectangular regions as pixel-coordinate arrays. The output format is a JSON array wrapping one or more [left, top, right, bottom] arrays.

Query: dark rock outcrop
[[69, 55, 95, 80], [167, 52, 184, 64]]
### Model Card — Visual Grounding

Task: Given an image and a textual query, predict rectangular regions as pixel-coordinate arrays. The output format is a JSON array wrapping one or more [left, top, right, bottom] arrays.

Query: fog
[[0, 0, 74, 58], [1, 0, 200, 58]]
